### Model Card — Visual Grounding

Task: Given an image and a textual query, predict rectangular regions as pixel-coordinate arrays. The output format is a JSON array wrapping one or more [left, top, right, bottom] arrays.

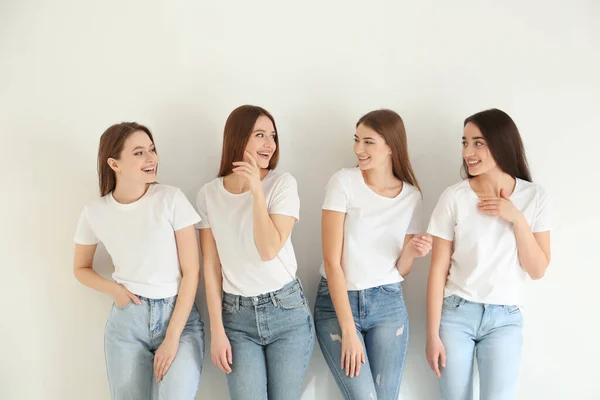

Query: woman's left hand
[[405, 234, 433, 258], [477, 189, 522, 223], [232, 151, 262, 195], [154, 335, 179, 382]]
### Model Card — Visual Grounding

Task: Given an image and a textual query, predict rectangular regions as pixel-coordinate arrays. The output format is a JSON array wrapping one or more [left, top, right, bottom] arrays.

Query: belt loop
[[270, 292, 278, 307], [296, 277, 304, 292], [235, 295, 240, 310]]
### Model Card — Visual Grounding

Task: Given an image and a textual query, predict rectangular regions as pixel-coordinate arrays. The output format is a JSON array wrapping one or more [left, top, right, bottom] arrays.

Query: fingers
[[227, 346, 233, 365], [440, 346, 447, 370], [349, 353, 356, 377], [429, 353, 441, 378], [244, 151, 258, 167], [220, 351, 232, 374], [212, 348, 233, 374], [158, 357, 173, 382], [128, 292, 141, 305]]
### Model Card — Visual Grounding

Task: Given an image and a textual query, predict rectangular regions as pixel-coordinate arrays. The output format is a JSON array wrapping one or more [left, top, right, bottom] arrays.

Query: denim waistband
[[223, 279, 303, 308], [135, 295, 177, 305]]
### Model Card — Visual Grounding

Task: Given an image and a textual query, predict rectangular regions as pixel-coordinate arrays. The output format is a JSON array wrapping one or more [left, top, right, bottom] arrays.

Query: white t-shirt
[[319, 168, 423, 290], [427, 178, 553, 306], [74, 184, 201, 299], [196, 170, 300, 297]]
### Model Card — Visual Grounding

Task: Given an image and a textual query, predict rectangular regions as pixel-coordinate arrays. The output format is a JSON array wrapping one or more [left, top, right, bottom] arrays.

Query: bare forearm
[[396, 251, 416, 277], [324, 263, 355, 334], [252, 189, 281, 260], [513, 214, 549, 279], [204, 263, 226, 334], [74, 267, 118, 296], [426, 269, 447, 339], [165, 273, 199, 340]]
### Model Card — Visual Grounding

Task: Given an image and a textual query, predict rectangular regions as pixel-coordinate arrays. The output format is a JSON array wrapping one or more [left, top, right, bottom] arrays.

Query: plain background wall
[[2, 1, 599, 399]]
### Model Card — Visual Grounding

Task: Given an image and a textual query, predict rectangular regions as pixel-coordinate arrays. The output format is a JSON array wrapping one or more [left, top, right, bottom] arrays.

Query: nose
[[265, 135, 276, 149], [354, 141, 363, 153], [463, 144, 475, 157]]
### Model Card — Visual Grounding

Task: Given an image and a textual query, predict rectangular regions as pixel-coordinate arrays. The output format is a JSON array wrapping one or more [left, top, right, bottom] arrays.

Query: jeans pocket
[[222, 301, 236, 315], [505, 305, 521, 315], [276, 290, 305, 310], [442, 295, 461, 310], [379, 283, 402, 294], [113, 301, 134, 311], [317, 280, 330, 297]]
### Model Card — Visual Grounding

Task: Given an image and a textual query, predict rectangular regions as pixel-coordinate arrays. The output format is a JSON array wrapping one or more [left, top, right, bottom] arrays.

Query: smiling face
[[107, 130, 158, 185], [244, 115, 277, 168], [462, 122, 497, 176], [353, 123, 392, 172]]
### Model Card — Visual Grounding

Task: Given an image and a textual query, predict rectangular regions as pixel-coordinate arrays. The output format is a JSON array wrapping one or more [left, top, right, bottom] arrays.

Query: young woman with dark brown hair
[[426, 109, 552, 400]]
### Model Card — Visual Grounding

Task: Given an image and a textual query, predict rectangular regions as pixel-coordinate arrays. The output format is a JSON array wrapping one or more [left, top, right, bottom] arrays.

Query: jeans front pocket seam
[[276, 291, 305, 310], [113, 301, 134, 311]]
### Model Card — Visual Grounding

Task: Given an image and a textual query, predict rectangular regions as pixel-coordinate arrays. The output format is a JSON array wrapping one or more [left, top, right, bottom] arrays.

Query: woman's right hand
[[211, 330, 233, 374], [341, 329, 365, 377], [110, 283, 141, 308], [426, 335, 446, 378]]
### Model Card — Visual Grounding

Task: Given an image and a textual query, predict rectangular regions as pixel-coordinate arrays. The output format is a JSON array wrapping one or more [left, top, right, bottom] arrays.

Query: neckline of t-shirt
[[355, 168, 407, 201], [219, 169, 274, 196], [466, 177, 521, 200], [109, 183, 156, 209]]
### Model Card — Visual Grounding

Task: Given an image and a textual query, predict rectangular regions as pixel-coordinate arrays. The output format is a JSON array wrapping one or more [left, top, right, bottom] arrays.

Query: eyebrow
[[354, 135, 376, 140], [462, 136, 485, 140], [132, 145, 154, 151], [253, 129, 276, 134]]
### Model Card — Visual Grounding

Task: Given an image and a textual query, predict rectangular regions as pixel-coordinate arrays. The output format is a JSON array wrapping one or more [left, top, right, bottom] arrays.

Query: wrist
[[165, 330, 181, 342], [511, 212, 526, 226]]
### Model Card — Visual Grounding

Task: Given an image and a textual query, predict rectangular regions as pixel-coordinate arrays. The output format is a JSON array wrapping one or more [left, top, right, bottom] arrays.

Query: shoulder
[[265, 170, 297, 188]]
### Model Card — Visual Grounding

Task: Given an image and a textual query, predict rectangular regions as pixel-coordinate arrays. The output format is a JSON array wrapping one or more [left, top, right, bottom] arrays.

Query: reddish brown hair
[[97, 122, 155, 196], [217, 105, 279, 177], [357, 109, 421, 191]]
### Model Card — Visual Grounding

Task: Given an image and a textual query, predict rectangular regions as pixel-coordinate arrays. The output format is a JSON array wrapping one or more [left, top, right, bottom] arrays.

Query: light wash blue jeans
[[314, 277, 410, 400], [222, 279, 315, 400], [439, 295, 523, 400], [104, 296, 204, 400]]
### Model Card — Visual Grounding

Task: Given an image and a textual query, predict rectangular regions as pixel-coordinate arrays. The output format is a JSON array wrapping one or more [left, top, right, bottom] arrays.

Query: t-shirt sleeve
[[532, 186, 553, 232], [171, 189, 201, 231], [322, 170, 348, 213], [195, 185, 210, 229], [427, 187, 456, 241], [269, 173, 300, 220], [407, 194, 423, 235], [74, 206, 99, 245]]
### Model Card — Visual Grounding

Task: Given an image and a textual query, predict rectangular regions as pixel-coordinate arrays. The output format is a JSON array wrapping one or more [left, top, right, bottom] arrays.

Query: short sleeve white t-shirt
[[427, 178, 553, 306], [74, 184, 201, 299], [196, 170, 300, 297], [319, 168, 423, 290]]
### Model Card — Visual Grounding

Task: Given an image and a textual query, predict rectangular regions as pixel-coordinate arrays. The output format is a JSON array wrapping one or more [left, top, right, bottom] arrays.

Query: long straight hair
[[97, 122, 155, 196], [462, 109, 532, 182], [217, 105, 279, 177], [356, 109, 421, 192]]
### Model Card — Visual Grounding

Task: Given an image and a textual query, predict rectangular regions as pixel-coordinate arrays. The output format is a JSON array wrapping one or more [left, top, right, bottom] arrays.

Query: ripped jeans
[[314, 277, 409, 400]]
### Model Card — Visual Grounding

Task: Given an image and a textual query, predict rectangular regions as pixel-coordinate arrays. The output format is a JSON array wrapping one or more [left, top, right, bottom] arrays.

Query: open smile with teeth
[[142, 166, 156, 173], [467, 160, 481, 167], [257, 152, 271, 159], [357, 156, 370, 163]]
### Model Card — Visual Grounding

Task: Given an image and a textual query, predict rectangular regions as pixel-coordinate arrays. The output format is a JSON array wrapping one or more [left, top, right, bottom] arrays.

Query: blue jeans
[[314, 277, 409, 400], [439, 295, 523, 400], [222, 279, 315, 400], [104, 296, 204, 400]]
